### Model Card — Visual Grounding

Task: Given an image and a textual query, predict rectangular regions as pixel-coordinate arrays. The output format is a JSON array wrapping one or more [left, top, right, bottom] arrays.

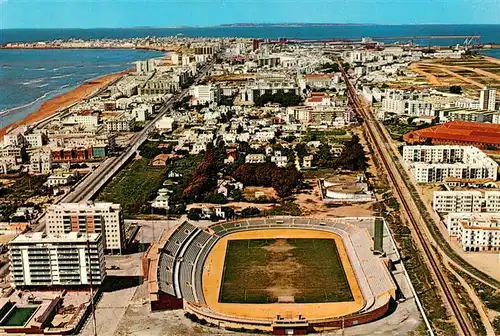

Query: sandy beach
[[0, 71, 126, 139]]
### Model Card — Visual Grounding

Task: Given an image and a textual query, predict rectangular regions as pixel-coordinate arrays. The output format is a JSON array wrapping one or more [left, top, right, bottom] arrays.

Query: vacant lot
[[219, 238, 353, 304], [97, 158, 166, 217]]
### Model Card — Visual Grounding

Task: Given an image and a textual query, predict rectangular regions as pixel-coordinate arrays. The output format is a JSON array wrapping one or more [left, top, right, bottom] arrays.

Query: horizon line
[[2, 22, 499, 30]]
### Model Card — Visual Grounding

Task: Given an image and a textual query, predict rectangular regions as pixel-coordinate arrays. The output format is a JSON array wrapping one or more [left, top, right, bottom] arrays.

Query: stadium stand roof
[[403, 121, 500, 148]]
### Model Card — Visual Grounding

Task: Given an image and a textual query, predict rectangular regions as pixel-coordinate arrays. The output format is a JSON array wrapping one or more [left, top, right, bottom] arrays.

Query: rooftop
[[404, 121, 500, 146], [10, 232, 101, 244]]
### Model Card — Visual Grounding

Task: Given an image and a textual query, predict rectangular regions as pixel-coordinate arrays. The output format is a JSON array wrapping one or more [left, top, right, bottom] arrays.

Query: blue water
[[0, 25, 499, 128], [1, 25, 499, 44], [0, 49, 163, 127]]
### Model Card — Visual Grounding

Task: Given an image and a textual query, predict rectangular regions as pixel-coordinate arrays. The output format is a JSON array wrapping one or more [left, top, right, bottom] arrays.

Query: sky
[[1, 0, 499, 29]]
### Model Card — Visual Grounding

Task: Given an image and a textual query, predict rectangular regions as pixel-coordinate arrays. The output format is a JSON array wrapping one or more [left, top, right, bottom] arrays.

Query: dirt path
[[448, 264, 496, 335], [409, 63, 443, 85]]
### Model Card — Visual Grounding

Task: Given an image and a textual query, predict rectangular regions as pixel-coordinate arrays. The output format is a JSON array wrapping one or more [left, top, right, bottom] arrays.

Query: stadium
[[143, 217, 397, 335]]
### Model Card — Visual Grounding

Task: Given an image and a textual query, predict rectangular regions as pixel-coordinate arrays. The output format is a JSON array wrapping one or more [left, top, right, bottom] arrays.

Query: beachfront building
[[445, 212, 500, 252], [46, 202, 125, 253], [9, 232, 106, 287], [402, 145, 498, 183], [63, 110, 100, 128]]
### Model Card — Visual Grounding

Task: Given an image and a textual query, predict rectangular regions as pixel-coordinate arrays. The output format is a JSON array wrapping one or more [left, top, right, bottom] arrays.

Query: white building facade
[[9, 232, 106, 287], [445, 212, 500, 251], [433, 191, 484, 213], [46, 202, 125, 253], [403, 145, 498, 183]]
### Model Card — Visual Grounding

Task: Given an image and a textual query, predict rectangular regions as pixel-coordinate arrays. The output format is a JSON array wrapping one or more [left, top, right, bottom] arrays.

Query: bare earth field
[[408, 56, 500, 96]]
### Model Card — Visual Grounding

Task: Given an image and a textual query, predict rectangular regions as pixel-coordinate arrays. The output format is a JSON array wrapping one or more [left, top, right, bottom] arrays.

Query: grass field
[[219, 238, 353, 304], [97, 158, 166, 217]]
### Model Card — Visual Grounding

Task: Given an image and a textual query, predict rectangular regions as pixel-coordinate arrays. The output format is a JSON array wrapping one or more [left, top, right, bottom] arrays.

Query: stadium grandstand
[[403, 121, 500, 149], [143, 217, 398, 334]]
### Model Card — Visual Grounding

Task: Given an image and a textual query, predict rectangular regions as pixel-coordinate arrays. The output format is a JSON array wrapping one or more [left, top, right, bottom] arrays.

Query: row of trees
[[253, 92, 302, 107], [183, 139, 226, 202], [232, 163, 303, 198], [314, 135, 368, 171]]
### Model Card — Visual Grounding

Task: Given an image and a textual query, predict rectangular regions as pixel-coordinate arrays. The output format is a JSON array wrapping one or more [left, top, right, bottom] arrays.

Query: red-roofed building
[[305, 73, 339, 88], [403, 121, 500, 149], [305, 92, 331, 107]]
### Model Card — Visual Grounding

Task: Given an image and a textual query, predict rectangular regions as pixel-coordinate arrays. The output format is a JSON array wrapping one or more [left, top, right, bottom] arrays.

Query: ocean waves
[[50, 74, 72, 79], [0, 83, 73, 116]]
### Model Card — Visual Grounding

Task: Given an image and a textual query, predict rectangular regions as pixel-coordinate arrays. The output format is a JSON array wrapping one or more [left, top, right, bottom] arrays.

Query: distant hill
[[217, 23, 373, 28]]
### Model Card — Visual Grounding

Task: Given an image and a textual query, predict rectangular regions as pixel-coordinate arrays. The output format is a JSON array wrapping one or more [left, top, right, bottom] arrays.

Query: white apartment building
[[29, 149, 52, 175], [155, 116, 175, 133], [433, 190, 500, 213], [190, 84, 220, 105], [271, 151, 288, 167], [105, 115, 135, 132], [433, 191, 484, 213], [9, 232, 106, 287], [253, 130, 275, 142], [46, 202, 125, 253], [239, 79, 299, 103], [445, 213, 500, 251], [479, 87, 497, 111], [45, 172, 76, 187], [485, 191, 500, 212], [64, 113, 99, 128], [24, 133, 44, 148], [403, 145, 498, 183], [381, 90, 435, 116]]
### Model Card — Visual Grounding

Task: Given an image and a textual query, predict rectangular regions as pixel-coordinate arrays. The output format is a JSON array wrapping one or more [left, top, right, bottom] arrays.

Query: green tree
[[294, 143, 308, 159], [241, 207, 261, 218], [449, 85, 462, 94]]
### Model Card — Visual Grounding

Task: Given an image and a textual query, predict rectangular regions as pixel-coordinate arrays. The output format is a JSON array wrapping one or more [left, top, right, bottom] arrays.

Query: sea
[[0, 25, 499, 127]]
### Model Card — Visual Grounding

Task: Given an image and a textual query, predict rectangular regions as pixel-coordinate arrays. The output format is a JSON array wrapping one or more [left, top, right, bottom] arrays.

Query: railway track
[[338, 63, 473, 336]]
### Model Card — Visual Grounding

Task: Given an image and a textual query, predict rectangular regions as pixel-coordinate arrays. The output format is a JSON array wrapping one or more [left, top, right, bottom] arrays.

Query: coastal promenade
[[0, 71, 127, 139]]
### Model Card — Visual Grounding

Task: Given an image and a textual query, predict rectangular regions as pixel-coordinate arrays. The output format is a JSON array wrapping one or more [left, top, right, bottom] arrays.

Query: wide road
[[32, 60, 216, 232], [338, 62, 474, 336]]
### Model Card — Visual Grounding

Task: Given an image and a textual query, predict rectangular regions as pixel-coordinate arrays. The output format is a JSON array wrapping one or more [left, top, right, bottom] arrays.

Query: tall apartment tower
[[46, 202, 125, 253], [9, 232, 106, 287], [479, 87, 497, 111]]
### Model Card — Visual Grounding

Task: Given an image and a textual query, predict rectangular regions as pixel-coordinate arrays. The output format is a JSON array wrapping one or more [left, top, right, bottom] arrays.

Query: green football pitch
[[219, 238, 354, 304]]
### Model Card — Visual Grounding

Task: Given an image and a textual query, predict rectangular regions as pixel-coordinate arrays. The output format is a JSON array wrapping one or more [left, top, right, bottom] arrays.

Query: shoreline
[[0, 46, 179, 52], [0, 71, 127, 139]]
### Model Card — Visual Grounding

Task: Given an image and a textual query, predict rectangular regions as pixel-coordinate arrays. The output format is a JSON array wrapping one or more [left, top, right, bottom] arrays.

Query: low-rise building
[[403, 145, 498, 183], [45, 172, 76, 187], [105, 115, 135, 132], [245, 154, 266, 164], [485, 191, 500, 212], [29, 149, 52, 175], [9, 232, 106, 287], [433, 191, 484, 213], [445, 212, 500, 252], [271, 151, 288, 167]]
